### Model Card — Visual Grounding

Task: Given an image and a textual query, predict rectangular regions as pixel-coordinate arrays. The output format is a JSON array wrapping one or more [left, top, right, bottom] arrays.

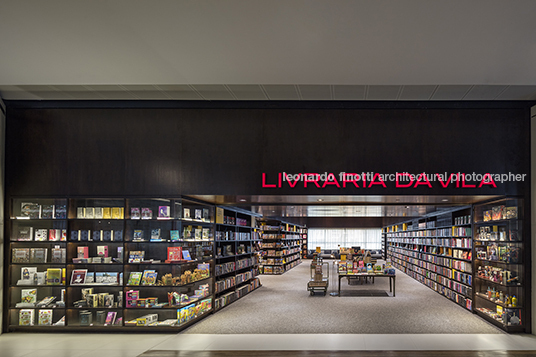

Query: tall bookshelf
[[472, 198, 526, 332], [213, 207, 262, 311], [258, 220, 303, 275], [6, 197, 215, 331], [385, 206, 473, 311]]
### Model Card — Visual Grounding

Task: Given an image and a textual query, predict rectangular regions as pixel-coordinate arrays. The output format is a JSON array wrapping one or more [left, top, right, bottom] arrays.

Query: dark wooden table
[[338, 273, 396, 296]]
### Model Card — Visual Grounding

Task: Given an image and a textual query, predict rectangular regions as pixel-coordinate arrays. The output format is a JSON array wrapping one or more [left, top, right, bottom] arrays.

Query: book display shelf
[[214, 207, 262, 311], [6, 197, 215, 331], [386, 206, 474, 312], [300, 228, 308, 260], [473, 198, 526, 332], [259, 220, 303, 275]]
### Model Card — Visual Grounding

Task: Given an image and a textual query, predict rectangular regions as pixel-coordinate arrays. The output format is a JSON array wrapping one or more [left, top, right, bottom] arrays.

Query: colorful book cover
[[111, 207, 123, 219], [41, 205, 54, 219], [34, 229, 48, 241], [483, 210, 492, 222], [170, 230, 181, 242], [128, 251, 145, 263], [48, 229, 59, 241], [19, 309, 34, 326], [54, 205, 67, 219], [506, 207, 518, 219], [167, 247, 182, 261], [133, 230, 144, 241], [195, 209, 202, 220], [492, 206, 502, 220], [46, 268, 62, 285], [102, 207, 112, 219], [131, 207, 141, 219], [183, 208, 191, 219], [70, 269, 87, 285], [20, 267, 37, 282], [158, 206, 170, 219], [77, 246, 89, 258], [202, 228, 209, 240], [127, 272, 142, 285], [38, 309, 53, 325], [141, 270, 157, 285], [182, 250, 192, 261], [141, 208, 152, 219], [96, 272, 118, 284], [150, 228, 161, 241], [97, 245, 108, 257], [21, 289, 37, 304], [12, 248, 30, 263], [105, 311, 117, 325]]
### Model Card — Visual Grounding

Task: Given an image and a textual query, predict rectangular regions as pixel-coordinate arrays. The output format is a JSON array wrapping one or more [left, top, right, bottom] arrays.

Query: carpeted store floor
[[184, 261, 503, 334]]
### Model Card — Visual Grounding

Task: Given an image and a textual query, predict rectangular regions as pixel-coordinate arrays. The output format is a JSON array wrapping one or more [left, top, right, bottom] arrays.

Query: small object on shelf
[[46, 268, 62, 285], [95, 207, 104, 219], [103, 207, 112, 219], [35, 228, 48, 241], [19, 309, 34, 326], [70, 269, 88, 285], [141, 208, 152, 219], [170, 230, 181, 242], [131, 207, 141, 219], [38, 309, 53, 326], [183, 208, 191, 219], [86, 207, 95, 219], [158, 206, 170, 219], [127, 272, 142, 286]]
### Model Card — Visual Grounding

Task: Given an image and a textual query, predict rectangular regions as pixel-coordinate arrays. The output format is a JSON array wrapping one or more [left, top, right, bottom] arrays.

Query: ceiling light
[[317, 199, 323, 202], [442, 199, 448, 202], [239, 199, 246, 202]]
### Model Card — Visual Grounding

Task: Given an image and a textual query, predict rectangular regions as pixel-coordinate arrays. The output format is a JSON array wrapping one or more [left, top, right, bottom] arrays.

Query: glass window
[[308, 228, 381, 251]]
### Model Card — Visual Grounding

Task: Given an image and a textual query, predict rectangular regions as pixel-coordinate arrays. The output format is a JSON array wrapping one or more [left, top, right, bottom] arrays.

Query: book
[[86, 294, 98, 308], [48, 228, 61, 241], [127, 272, 142, 285], [92, 230, 102, 241], [167, 247, 182, 261], [20, 267, 37, 283], [111, 207, 123, 219], [483, 210, 492, 222], [94, 207, 104, 219], [506, 207, 518, 219], [13, 248, 30, 263], [102, 230, 112, 241], [17, 227, 33, 241], [34, 228, 48, 241], [131, 207, 141, 219], [81, 288, 94, 300], [133, 230, 144, 241], [182, 250, 192, 260], [183, 208, 191, 219], [96, 310, 107, 324], [170, 230, 181, 242], [105, 311, 117, 325], [128, 251, 145, 263], [158, 206, 170, 219], [21, 203, 40, 219], [41, 205, 54, 219], [141, 270, 157, 285], [202, 228, 209, 240], [71, 269, 87, 285], [80, 230, 90, 241], [113, 230, 123, 241], [36, 296, 56, 307], [141, 208, 152, 219], [96, 272, 118, 284], [77, 246, 89, 259], [150, 228, 161, 241], [35, 272, 45, 285], [102, 207, 112, 219], [38, 309, 53, 325], [46, 268, 62, 285], [85, 207, 95, 219], [70, 230, 79, 241], [104, 294, 114, 307], [19, 309, 34, 326], [195, 209, 202, 220], [54, 205, 67, 219], [202, 208, 209, 221], [492, 206, 505, 220], [77, 207, 85, 219], [97, 245, 108, 257], [30, 248, 47, 263], [21, 289, 37, 304], [85, 272, 94, 284]]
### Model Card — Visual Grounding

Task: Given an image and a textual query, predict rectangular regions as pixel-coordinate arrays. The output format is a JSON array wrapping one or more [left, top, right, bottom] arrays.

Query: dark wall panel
[[5, 104, 531, 198]]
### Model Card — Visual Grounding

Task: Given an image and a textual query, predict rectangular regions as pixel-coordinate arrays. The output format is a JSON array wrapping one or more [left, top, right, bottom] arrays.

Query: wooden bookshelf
[[258, 220, 304, 275], [213, 207, 262, 311], [385, 206, 473, 311]]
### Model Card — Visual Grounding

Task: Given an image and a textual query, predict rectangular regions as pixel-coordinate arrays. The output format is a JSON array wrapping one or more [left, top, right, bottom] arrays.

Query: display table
[[338, 273, 396, 297]]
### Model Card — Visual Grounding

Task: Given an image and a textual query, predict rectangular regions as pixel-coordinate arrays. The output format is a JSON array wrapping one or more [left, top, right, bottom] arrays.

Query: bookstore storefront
[[2, 101, 533, 333]]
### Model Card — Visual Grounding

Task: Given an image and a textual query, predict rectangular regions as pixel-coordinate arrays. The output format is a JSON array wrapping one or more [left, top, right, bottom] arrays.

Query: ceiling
[[1, 1, 536, 101]]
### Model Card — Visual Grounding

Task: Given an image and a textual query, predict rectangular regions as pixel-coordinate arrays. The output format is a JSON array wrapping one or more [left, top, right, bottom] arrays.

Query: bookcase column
[[0, 101, 5, 334], [531, 104, 536, 336]]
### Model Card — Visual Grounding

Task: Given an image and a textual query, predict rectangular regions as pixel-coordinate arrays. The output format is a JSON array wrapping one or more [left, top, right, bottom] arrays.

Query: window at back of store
[[308, 228, 382, 250]]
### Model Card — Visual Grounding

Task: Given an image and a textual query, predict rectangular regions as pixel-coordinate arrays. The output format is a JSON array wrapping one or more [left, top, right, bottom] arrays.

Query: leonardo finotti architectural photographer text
[[262, 172, 526, 189]]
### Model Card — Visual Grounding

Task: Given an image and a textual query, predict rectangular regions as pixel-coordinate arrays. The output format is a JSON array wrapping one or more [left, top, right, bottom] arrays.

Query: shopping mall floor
[[1, 261, 536, 357]]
